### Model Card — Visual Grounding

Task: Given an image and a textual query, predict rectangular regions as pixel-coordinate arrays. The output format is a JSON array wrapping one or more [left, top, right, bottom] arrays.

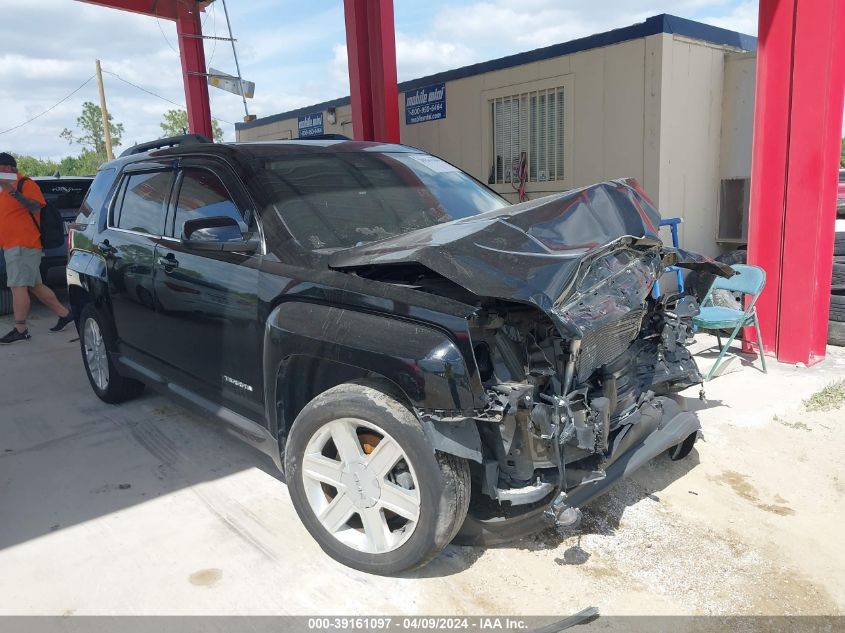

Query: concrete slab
[[1, 291, 843, 615]]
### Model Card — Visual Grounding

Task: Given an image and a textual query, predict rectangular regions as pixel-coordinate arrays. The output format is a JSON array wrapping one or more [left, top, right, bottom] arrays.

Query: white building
[[236, 14, 756, 257]]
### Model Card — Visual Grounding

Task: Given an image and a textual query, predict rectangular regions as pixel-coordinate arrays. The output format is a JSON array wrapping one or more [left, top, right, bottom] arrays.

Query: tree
[[13, 155, 60, 177], [60, 101, 124, 157], [160, 109, 224, 142]]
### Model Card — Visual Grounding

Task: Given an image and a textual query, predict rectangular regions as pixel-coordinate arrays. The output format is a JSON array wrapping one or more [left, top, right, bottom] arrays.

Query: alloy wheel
[[83, 317, 109, 391], [300, 417, 421, 554]]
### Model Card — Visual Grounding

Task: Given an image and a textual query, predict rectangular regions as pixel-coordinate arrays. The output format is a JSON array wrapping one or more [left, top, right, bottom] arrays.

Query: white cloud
[[0, 0, 760, 160]]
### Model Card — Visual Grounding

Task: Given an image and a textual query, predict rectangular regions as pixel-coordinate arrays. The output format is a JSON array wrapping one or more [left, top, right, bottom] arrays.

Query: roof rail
[[119, 134, 213, 157], [304, 133, 350, 140]]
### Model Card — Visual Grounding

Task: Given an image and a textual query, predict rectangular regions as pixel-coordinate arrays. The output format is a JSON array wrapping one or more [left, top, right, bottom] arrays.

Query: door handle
[[157, 255, 179, 270], [97, 240, 116, 256]]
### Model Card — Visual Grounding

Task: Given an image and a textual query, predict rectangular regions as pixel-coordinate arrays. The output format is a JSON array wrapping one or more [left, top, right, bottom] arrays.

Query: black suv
[[68, 137, 727, 574]]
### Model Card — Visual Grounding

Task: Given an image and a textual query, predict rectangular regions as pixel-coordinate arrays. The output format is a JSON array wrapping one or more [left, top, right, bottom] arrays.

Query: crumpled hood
[[330, 178, 665, 312]]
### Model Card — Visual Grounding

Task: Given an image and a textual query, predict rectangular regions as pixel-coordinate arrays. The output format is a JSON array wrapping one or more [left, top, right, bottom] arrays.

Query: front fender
[[263, 301, 485, 432]]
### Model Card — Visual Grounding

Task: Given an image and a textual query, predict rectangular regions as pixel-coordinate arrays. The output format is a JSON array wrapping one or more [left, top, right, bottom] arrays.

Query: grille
[[576, 310, 645, 384]]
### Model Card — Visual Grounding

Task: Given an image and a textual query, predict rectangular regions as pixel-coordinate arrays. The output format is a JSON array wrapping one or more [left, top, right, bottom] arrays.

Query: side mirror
[[181, 216, 259, 253]]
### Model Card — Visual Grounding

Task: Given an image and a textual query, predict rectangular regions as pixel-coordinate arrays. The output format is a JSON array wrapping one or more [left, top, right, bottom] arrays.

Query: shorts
[[4, 246, 43, 287]]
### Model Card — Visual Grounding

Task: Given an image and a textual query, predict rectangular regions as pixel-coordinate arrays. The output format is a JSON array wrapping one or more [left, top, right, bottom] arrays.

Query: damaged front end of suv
[[331, 178, 731, 544]]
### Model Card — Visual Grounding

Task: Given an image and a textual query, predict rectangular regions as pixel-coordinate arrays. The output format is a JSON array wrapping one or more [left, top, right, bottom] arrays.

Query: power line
[[156, 16, 179, 55], [102, 69, 184, 108], [156, 3, 217, 60], [207, 1, 219, 66], [0, 75, 96, 136], [102, 68, 235, 126]]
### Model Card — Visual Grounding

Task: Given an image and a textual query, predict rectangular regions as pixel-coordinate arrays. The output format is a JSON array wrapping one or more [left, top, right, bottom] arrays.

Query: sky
[[0, 0, 760, 161]]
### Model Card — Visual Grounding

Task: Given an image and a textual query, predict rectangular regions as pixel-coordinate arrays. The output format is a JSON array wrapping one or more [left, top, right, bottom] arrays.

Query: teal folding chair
[[692, 264, 767, 381]]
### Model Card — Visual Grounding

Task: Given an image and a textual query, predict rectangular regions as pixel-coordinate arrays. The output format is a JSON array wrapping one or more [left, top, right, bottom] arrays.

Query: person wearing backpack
[[0, 153, 73, 344]]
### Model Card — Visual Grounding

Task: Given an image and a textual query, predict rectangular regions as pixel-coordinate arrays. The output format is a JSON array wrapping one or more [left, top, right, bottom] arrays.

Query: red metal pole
[[747, 0, 845, 365], [176, 4, 214, 140], [343, 0, 399, 142]]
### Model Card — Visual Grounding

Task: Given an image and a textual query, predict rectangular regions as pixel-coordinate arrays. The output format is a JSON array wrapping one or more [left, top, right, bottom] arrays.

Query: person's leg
[[31, 284, 70, 318], [11, 286, 31, 333]]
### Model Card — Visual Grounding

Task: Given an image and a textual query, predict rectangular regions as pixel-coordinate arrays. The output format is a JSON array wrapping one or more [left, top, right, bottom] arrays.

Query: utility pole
[[95, 59, 114, 160]]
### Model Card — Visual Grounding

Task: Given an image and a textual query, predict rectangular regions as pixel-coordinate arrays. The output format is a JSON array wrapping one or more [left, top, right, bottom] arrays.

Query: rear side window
[[173, 168, 244, 238], [115, 171, 173, 235], [78, 169, 115, 219]]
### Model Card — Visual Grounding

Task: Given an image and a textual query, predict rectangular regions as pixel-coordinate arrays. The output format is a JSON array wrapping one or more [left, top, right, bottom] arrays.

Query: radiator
[[576, 309, 645, 384]]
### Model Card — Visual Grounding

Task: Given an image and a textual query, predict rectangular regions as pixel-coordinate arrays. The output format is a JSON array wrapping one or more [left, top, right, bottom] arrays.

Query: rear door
[[102, 165, 174, 358], [153, 159, 263, 419]]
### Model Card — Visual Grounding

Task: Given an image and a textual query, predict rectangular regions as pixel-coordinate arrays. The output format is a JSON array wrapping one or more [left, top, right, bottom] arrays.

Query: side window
[[79, 169, 115, 219], [115, 171, 172, 235], [173, 168, 244, 238]]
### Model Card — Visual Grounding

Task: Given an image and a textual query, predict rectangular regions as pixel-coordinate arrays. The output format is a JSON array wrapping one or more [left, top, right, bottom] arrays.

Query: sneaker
[[0, 328, 31, 344], [50, 313, 75, 332]]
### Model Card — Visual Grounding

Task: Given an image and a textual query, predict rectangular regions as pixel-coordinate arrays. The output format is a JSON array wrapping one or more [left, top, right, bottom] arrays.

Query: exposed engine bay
[[467, 252, 703, 526]]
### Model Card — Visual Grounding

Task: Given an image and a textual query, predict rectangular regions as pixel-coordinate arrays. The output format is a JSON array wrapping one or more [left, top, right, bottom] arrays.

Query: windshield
[[255, 151, 508, 249]]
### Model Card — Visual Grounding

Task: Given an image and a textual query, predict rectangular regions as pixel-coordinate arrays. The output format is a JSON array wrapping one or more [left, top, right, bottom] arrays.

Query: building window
[[490, 87, 566, 185]]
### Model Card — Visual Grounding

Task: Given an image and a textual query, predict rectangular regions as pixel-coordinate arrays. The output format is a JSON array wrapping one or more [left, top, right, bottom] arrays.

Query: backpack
[[17, 177, 65, 249]]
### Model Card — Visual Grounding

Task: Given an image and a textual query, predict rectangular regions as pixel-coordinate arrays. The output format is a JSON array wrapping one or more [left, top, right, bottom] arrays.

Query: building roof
[[236, 13, 757, 132]]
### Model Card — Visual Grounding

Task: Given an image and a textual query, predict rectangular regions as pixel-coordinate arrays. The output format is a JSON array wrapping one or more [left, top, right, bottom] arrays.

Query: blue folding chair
[[652, 217, 684, 298], [692, 264, 767, 381]]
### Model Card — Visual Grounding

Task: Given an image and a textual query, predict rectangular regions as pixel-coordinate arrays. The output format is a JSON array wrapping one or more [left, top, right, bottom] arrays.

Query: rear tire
[[284, 383, 470, 574], [78, 303, 145, 404]]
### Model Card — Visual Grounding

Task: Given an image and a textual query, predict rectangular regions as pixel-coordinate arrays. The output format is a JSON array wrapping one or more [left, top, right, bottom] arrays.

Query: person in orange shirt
[[0, 153, 73, 344]]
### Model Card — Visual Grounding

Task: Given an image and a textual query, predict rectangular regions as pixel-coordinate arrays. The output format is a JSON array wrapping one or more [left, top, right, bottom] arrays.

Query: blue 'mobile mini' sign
[[298, 112, 324, 138], [405, 83, 446, 125]]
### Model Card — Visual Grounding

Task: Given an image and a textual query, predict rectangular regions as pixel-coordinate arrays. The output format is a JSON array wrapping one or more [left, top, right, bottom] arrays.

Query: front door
[[153, 161, 263, 420]]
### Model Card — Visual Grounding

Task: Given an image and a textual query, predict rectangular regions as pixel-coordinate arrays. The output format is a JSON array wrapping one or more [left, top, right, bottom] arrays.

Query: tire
[[0, 288, 12, 317], [831, 294, 845, 322], [78, 303, 145, 404], [829, 320, 845, 347], [688, 249, 746, 303], [835, 232, 845, 257], [669, 432, 698, 461], [832, 258, 845, 289], [284, 383, 470, 574]]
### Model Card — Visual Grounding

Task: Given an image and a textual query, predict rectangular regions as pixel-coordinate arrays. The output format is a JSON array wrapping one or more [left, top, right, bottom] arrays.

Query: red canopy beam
[[176, 4, 213, 139], [75, 0, 214, 139], [747, 0, 845, 365], [343, 0, 400, 142]]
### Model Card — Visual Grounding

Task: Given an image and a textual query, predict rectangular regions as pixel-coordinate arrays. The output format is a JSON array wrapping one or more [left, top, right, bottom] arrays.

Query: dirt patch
[[711, 471, 794, 516], [189, 568, 223, 587]]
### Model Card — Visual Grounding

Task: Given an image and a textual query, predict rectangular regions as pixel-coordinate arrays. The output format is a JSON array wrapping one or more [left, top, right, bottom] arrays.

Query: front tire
[[79, 304, 145, 404], [284, 383, 470, 574]]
